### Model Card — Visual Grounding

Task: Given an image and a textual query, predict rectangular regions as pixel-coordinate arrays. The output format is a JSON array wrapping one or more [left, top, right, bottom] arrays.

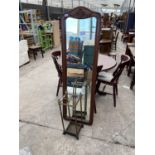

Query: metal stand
[[58, 81, 85, 139]]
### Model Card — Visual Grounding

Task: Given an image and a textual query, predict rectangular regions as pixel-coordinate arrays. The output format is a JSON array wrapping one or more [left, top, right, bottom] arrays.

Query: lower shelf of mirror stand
[[64, 121, 83, 139], [72, 110, 87, 120]]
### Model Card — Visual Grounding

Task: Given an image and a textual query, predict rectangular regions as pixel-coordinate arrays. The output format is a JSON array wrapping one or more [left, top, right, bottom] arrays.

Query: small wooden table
[[98, 54, 117, 71]]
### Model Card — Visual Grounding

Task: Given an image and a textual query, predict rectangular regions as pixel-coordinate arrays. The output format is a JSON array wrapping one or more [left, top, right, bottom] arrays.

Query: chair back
[[25, 36, 35, 46], [97, 65, 103, 76], [68, 37, 83, 61], [112, 54, 130, 82], [96, 65, 103, 81], [115, 32, 119, 43], [51, 51, 62, 79]]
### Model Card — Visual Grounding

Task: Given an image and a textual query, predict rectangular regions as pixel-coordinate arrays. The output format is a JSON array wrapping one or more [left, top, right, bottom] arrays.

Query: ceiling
[[83, 0, 124, 9], [21, 0, 125, 12]]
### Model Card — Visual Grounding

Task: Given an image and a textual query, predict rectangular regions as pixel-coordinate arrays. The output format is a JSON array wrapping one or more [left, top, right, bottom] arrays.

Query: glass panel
[[65, 17, 97, 121]]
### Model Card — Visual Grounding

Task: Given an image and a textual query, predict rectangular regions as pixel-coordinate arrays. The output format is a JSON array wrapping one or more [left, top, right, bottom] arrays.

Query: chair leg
[[130, 73, 135, 90], [94, 100, 96, 113], [28, 50, 31, 58], [96, 81, 101, 94], [33, 50, 36, 60], [128, 62, 132, 76], [56, 79, 61, 96], [116, 85, 118, 95], [41, 49, 44, 58], [113, 86, 116, 107]]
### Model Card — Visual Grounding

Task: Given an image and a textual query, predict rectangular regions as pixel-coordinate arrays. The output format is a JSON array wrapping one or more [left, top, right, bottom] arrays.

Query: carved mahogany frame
[[61, 6, 101, 125]]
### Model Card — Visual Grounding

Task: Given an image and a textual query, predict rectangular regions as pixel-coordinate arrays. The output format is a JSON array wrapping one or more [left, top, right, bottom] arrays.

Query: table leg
[[33, 50, 36, 60], [41, 49, 44, 58]]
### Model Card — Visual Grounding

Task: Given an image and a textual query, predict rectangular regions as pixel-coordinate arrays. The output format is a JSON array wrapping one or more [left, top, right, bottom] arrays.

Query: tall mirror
[[61, 7, 101, 125]]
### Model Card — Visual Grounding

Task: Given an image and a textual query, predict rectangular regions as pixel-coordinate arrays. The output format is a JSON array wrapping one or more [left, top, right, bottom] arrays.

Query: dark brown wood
[[125, 43, 135, 76], [61, 6, 101, 125], [96, 55, 130, 107], [128, 32, 135, 43], [130, 70, 135, 90], [100, 28, 112, 54], [51, 51, 62, 96]]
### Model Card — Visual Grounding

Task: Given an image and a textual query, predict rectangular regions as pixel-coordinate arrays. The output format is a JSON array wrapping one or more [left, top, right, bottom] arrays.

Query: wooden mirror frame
[[61, 6, 101, 125]]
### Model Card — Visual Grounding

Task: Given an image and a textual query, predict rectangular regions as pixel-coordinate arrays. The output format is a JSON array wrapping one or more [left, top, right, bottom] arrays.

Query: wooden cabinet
[[51, 20, 61, 48], [19, 40, 29, 67]]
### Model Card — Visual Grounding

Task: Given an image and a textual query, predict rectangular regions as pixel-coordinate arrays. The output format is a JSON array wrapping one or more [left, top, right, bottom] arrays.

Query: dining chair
[[127, 57, 135, 76], [51, 51, 62, 96], [26, 36, 44, 60], [96, 54, 130, 107], [121, 31, 129, 43], [112, 31, 119, 50], [94, 65, 103, 113], [130, 68, 135, 90]]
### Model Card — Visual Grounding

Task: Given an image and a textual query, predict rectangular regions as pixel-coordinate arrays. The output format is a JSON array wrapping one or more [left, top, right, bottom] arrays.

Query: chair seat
[[109, 52, 116, 56], [98, 71, 113, 82], [29, 45, 41, 49]]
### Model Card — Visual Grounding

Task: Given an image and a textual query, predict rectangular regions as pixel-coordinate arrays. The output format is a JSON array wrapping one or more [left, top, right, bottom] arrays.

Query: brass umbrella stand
[[58, 80, 85, 139]]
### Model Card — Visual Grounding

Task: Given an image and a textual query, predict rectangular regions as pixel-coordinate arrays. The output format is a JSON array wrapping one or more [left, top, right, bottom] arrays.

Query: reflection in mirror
[[65, 17, 97, 121]]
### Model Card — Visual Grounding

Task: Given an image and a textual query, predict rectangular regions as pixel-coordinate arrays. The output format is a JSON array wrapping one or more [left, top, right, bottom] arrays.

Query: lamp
[[113, 4, 120, 15], [101, 4, 108, 15]]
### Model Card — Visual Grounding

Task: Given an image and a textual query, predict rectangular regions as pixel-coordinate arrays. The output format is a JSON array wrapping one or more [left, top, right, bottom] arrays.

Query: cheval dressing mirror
[[61, 7, 101, 125]]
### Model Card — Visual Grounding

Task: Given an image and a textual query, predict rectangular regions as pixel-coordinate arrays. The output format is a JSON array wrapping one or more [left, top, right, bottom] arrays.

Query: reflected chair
[[108, 32, 119, 60], [68, 37, 83, 63], [96, 55, 130, 107], [51, 51, 62, 96]]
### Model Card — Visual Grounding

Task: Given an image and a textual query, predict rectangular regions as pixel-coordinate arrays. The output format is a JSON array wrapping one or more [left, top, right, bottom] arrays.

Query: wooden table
[[98, 54, 117, 71], [58, 54, 117, 72]]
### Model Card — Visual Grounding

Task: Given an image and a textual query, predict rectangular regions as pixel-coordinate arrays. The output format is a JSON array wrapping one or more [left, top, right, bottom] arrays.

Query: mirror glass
[[65, 17, 97, 121]]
